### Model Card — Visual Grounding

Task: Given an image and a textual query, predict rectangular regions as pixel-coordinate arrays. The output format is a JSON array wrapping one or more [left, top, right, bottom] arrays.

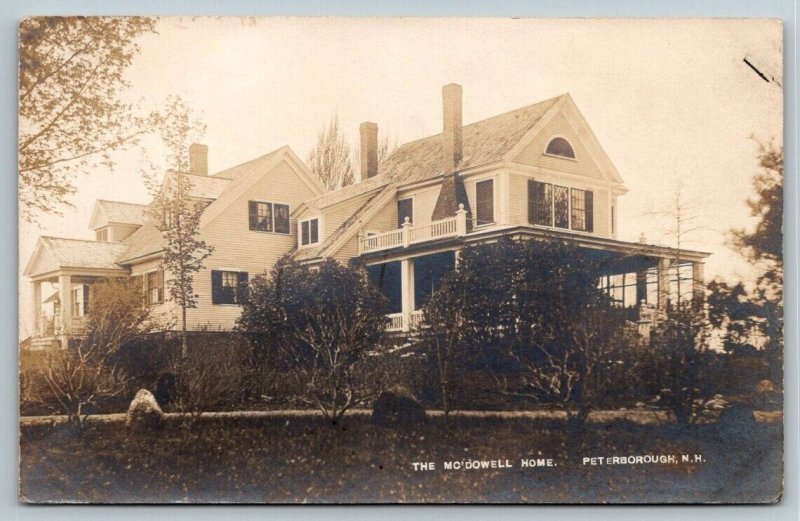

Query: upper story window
[[545, 137, 576, 159], [300, 218, 320, 247], [211, 270, 248, 305], [528, 180, 593, 233], [96, 228, 109, 242], [397, 198, 413, 228], [248, 201, 290, 234], [475, 179, 494, 226]]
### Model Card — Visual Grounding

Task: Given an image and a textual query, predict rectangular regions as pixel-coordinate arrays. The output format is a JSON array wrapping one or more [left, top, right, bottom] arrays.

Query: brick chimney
[[359, 122, 378, 181], [189, 143, 208, 176], [442, 83, 463, 173]]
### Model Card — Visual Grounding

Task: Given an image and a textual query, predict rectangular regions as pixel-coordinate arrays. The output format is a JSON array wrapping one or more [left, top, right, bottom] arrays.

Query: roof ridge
[[41, 236, 128, 245], [211, 146, 286, 178], [388, 93, 567, 151], [96, 199, 149, 206]]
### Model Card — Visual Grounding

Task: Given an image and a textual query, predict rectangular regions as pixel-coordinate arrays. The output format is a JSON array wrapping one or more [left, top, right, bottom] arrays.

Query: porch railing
[[385, 310, 425, 333], [359, 204, 468, 254]]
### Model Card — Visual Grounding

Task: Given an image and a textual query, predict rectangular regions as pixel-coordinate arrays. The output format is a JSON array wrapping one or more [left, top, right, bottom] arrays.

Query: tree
[[150, 96, 213, 354], [307, 115, 355, 190], [28, 278, 161, 427], [237, 257, 386, 424], [19, 16, 156, 220], [307, 115, 396, 190], [421, 238, 634, 429]]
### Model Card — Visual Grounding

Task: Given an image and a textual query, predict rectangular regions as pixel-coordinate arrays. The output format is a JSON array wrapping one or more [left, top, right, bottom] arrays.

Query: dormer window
[[545, 137, 575, 159], [300, 217, 320, 247]]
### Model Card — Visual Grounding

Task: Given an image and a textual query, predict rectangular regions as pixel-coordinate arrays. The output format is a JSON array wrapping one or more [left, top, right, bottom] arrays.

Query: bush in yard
[[237, 256, 387, 424], [25, 278, 162, 427], [421, 237, 637, 429]]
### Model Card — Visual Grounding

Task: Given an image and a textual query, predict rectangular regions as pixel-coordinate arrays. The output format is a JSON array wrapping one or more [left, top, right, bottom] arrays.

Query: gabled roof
[[89, 200, 148, 230], [24, 237, 130, 277], [294, 95, 567, 262], [116, 219, 164, 264]]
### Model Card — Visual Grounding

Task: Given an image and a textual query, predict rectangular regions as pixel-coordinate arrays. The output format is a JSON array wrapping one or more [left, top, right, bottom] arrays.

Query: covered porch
[[23, 237, 130, 348], [361, 227, 709, 334]]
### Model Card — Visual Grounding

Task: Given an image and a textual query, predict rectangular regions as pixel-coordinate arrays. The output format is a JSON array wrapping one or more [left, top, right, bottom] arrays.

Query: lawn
[[19, 415, 782, 504]]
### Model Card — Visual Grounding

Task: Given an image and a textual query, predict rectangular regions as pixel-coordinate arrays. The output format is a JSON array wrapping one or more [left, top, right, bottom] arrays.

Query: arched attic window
[[545, 137, 576, 159]]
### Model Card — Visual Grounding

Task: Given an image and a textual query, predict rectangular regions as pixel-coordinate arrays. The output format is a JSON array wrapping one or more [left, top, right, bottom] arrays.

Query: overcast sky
[[19, 17, 783, 336]]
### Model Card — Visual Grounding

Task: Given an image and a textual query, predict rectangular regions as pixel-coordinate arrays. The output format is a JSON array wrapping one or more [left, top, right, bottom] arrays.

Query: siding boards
[[185, 158, 319, 330], [513, 111, 604, 180]]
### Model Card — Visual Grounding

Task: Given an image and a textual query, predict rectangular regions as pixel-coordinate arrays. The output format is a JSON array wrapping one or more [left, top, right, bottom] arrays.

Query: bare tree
[[307, 115, 355, 190], [19, 17, 156, 221]]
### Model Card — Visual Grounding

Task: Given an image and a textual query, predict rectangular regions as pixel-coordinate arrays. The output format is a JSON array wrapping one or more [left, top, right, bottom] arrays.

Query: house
[[23, 83, 709, 348]]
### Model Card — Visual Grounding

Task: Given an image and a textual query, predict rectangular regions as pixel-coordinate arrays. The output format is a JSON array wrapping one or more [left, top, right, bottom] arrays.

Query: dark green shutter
[[236, 272, 249, 303], [586, 191, 594, 232], [248, 201, 258, 230], [211, 270, 222, 304]]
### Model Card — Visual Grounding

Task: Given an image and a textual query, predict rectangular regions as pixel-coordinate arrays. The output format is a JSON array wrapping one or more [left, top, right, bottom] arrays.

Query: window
[[528, 179, 593, 232], [72, 286, 84, 317], [211, 270, 249, 305], [248, 201, 290, 234], [397, 198, 413, 228], [96, 228, 109, 242], [301, 218, 320, 246], [146, 270, 164, 305], [545, 137, 576, 159], [553, 185, 569, 229], [570, 188, 593, 232], [528, 180, 553, 226], [475, 179, 494, 226]]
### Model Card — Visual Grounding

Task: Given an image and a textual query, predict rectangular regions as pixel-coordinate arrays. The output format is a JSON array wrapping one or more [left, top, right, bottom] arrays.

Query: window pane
[[397, 198, 413, 228], [310, 219, 319, 244], [553, 185, 569, 228], [476, 180, 494, 225], [274, 204, 290, 234], [529, 180, 552, 226], [571, 188, 586, 231], [301, 220, 309, 245]]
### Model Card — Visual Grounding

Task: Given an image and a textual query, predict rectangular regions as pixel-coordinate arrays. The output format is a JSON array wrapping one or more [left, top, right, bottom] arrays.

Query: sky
[[18, 17, 784, 337]]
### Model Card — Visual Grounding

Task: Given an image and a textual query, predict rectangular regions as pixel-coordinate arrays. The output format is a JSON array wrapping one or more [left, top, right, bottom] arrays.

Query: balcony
[[359, 204, 468, 255]]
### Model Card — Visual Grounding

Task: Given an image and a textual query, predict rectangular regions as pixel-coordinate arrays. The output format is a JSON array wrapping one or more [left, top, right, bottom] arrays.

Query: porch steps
[[27, 336, 59, 351]]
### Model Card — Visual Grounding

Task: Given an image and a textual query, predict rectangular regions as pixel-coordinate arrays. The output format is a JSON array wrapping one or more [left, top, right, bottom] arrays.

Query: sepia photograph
[[17, 16, 784, 503]]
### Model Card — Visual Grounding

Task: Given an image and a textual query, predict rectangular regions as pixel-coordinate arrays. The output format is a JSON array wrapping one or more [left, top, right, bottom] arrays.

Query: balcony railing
[[359, 204, 468, 254]]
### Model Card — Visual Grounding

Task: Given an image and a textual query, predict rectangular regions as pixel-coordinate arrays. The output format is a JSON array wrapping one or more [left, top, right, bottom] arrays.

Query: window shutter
[[237, 272, 249, 303], [586, 190, 594, 232], [528, 179, 536, 224], [211, 270, 222, 304], [248, 201, 258, 230]]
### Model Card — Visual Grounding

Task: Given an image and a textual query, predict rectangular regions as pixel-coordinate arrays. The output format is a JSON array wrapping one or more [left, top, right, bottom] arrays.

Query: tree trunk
[[181, 305, 187, 358]]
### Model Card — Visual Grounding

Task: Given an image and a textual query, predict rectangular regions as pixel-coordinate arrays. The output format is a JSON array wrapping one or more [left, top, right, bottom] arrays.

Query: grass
[[19, 415, 782, 504]]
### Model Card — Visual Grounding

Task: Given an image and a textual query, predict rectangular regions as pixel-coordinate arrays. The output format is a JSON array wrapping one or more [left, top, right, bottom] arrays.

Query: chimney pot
[[359, 122, 378, 181], [189, 143, 208, 176], [442, 83, 463, 173]]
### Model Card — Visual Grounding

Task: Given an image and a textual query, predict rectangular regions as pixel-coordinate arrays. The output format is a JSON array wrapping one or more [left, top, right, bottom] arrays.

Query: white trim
[[298, 215, 324, 248], [543, 134, 578, 161]]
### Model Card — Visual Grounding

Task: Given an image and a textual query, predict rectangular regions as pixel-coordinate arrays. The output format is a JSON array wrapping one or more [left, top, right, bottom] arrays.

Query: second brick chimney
[[189, 143, 208, 176], [359, 122, 378, 181], [442, 83, 463, 173]]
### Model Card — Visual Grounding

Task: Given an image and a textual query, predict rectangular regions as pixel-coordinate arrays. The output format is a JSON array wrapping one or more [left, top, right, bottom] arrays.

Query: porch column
[[692, 262, 705, 309], [400, 258, 415, 331], [58, 274, 73, 334], [635, 269, 648, 306], [656, 258, 671, 311], [31, 281, 42, 336]]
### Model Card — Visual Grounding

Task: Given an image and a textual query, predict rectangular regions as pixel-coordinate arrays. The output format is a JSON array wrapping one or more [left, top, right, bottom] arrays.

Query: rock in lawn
[[126, 389, 164, 430], [371, 386, 426, 428]]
